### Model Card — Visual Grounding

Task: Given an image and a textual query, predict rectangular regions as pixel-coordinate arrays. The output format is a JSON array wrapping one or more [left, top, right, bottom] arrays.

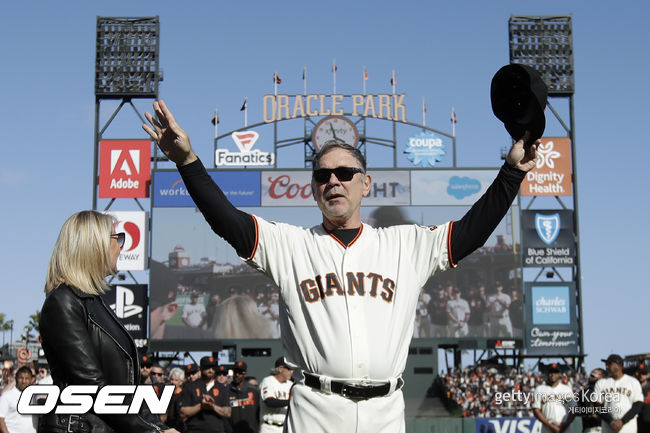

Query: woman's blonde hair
[[45, 210, 116, 295]]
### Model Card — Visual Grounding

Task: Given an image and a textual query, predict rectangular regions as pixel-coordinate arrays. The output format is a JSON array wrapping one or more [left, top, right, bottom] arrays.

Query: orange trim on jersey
[[246, 214, 260, 261], [324, 223, 364, 249], [447, 221, 457, 268], [348, 224, 364, 247]]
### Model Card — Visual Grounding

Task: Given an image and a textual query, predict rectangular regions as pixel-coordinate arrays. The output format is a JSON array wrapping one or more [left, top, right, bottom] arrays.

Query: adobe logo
[[99, 140, 151, 198]]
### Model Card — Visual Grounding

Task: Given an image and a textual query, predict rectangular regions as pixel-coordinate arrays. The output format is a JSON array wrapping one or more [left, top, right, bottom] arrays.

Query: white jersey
[[532, 382, 576, 433], [487, 292, 511, 318], [446, 298, 470, 323], [0, 387, 36, 433], [594, 375, 643, 433], [259, 374, 292, 426], [181, 302, 205, 327], [248, 216, 451, 381], [247, 216, 451, 433]]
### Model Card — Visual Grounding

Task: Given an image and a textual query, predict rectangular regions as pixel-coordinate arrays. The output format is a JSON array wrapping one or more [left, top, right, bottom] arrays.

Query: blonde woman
[[39, 211, 178, 433]]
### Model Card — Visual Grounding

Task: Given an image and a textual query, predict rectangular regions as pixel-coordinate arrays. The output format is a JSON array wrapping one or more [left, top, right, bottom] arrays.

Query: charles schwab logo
[[404, 131, 445, 167]]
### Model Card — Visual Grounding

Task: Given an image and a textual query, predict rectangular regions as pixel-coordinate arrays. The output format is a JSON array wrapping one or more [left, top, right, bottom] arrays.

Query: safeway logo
[[107, 211, 147, 271], [110, 286, 144, 319], [232, 131, 260, 152]]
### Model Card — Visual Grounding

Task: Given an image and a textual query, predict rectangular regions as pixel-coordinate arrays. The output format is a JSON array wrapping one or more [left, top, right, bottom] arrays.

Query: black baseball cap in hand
[[491, 63, 548, 145]]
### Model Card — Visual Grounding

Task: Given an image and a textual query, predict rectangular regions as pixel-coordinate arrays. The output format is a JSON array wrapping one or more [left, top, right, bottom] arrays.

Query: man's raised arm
[[143, 100, 256, 258], [449, 133, 539, 265]]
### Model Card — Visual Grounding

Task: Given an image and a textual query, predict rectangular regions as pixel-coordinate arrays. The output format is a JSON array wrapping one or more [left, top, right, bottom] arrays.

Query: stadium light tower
[[509, 15, 584, 366], [92, 16, 162, 210]]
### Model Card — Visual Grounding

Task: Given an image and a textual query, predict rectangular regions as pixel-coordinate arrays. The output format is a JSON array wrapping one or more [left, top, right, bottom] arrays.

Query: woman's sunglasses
[[111, 232, 126, 248]]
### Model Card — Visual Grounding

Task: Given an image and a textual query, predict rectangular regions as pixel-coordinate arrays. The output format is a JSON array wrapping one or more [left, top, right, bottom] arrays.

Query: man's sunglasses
[[313, 167, 364, 184], [111, 232, 126, 248]]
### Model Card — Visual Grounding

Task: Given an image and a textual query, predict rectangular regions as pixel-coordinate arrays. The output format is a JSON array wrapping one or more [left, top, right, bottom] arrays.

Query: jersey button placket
[[342, 243, 370, 378]]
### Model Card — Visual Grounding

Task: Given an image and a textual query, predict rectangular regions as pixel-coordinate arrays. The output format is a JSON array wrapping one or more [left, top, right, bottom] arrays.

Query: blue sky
[[1, 1, 649, 373]]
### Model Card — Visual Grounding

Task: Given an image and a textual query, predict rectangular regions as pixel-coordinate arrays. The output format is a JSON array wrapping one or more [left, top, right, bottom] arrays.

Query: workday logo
[[110, 285, 144, 319]]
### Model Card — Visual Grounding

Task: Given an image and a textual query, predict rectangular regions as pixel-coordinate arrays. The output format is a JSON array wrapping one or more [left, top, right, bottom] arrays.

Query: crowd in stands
[[439, 365, 588, 418]]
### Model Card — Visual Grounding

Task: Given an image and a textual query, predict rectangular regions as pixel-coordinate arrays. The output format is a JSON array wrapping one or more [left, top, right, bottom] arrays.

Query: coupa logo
[[535, 213, 560, 245], [447, 176, 480, 199], [110, 286, 144, 319]]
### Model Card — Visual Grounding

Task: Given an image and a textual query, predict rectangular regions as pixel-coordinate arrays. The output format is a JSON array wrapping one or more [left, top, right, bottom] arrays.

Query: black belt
[[263, 419, 284, 426], [40, 414, 93, 433], [303, 372, 403, 401]]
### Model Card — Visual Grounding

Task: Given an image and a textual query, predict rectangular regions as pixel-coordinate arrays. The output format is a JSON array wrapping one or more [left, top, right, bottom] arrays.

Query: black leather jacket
[[40, 284, 163, 433]]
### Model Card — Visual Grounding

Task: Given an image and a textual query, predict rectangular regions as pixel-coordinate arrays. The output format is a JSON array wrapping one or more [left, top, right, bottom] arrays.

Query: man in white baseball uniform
[[182, 292, 206, 328], [486, 283, 513, 337], [446, 288, 470, 337], [594, 354, 644, 433], [532, 364, 576, 433], [144, 100, 540, 433], [259, 357, 295, 433]]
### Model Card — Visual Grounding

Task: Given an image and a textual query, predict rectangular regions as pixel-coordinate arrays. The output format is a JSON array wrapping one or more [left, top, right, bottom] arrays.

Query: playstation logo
[[110, 286, 144, 319]]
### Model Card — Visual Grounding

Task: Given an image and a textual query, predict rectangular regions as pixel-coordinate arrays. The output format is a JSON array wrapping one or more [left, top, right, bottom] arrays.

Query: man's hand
[[201, 394, 215, 410], [609, 419, 624, 432], [505, 131, 540, 172], [143, 100, 197, 166]]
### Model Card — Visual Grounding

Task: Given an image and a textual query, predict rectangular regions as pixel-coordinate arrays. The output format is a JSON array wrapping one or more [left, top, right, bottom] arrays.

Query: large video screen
[[150, 202, 522, 347]]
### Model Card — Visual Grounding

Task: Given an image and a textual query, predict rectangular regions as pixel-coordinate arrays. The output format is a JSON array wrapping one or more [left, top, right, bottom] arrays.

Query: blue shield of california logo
[[535, 213, 561, 245]]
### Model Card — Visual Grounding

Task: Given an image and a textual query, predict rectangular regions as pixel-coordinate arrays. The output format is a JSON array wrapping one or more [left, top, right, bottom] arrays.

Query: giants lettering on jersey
[[601, 387, 633, 398], [299, 272, 396, 303]]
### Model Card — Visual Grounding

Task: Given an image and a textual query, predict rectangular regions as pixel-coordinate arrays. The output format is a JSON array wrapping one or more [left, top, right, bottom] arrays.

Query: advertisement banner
[[261, 171, 313, 206], [153, 171, 261, 207], [215, 131, 275, 167], [411, 170, 498, 206], [101, 284, 148, 349], [363, 171, 410, 206], [106, 211, 148, 271], [521, 210, 575, 267], [476, 418, 542, 433], [260, 170, 411, 206], [404, 131, 445, 167], [524, 282, 579, 355], [99, 140, 151, 198], [521, 137, 572, 196]]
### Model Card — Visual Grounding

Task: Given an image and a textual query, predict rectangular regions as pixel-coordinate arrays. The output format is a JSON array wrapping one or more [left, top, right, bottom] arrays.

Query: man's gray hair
[[312, 143, 366, 172]]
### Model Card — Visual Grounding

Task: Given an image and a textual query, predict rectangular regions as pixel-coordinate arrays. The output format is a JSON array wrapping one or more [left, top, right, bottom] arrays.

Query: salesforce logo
[[447, 176, 481, 199]]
